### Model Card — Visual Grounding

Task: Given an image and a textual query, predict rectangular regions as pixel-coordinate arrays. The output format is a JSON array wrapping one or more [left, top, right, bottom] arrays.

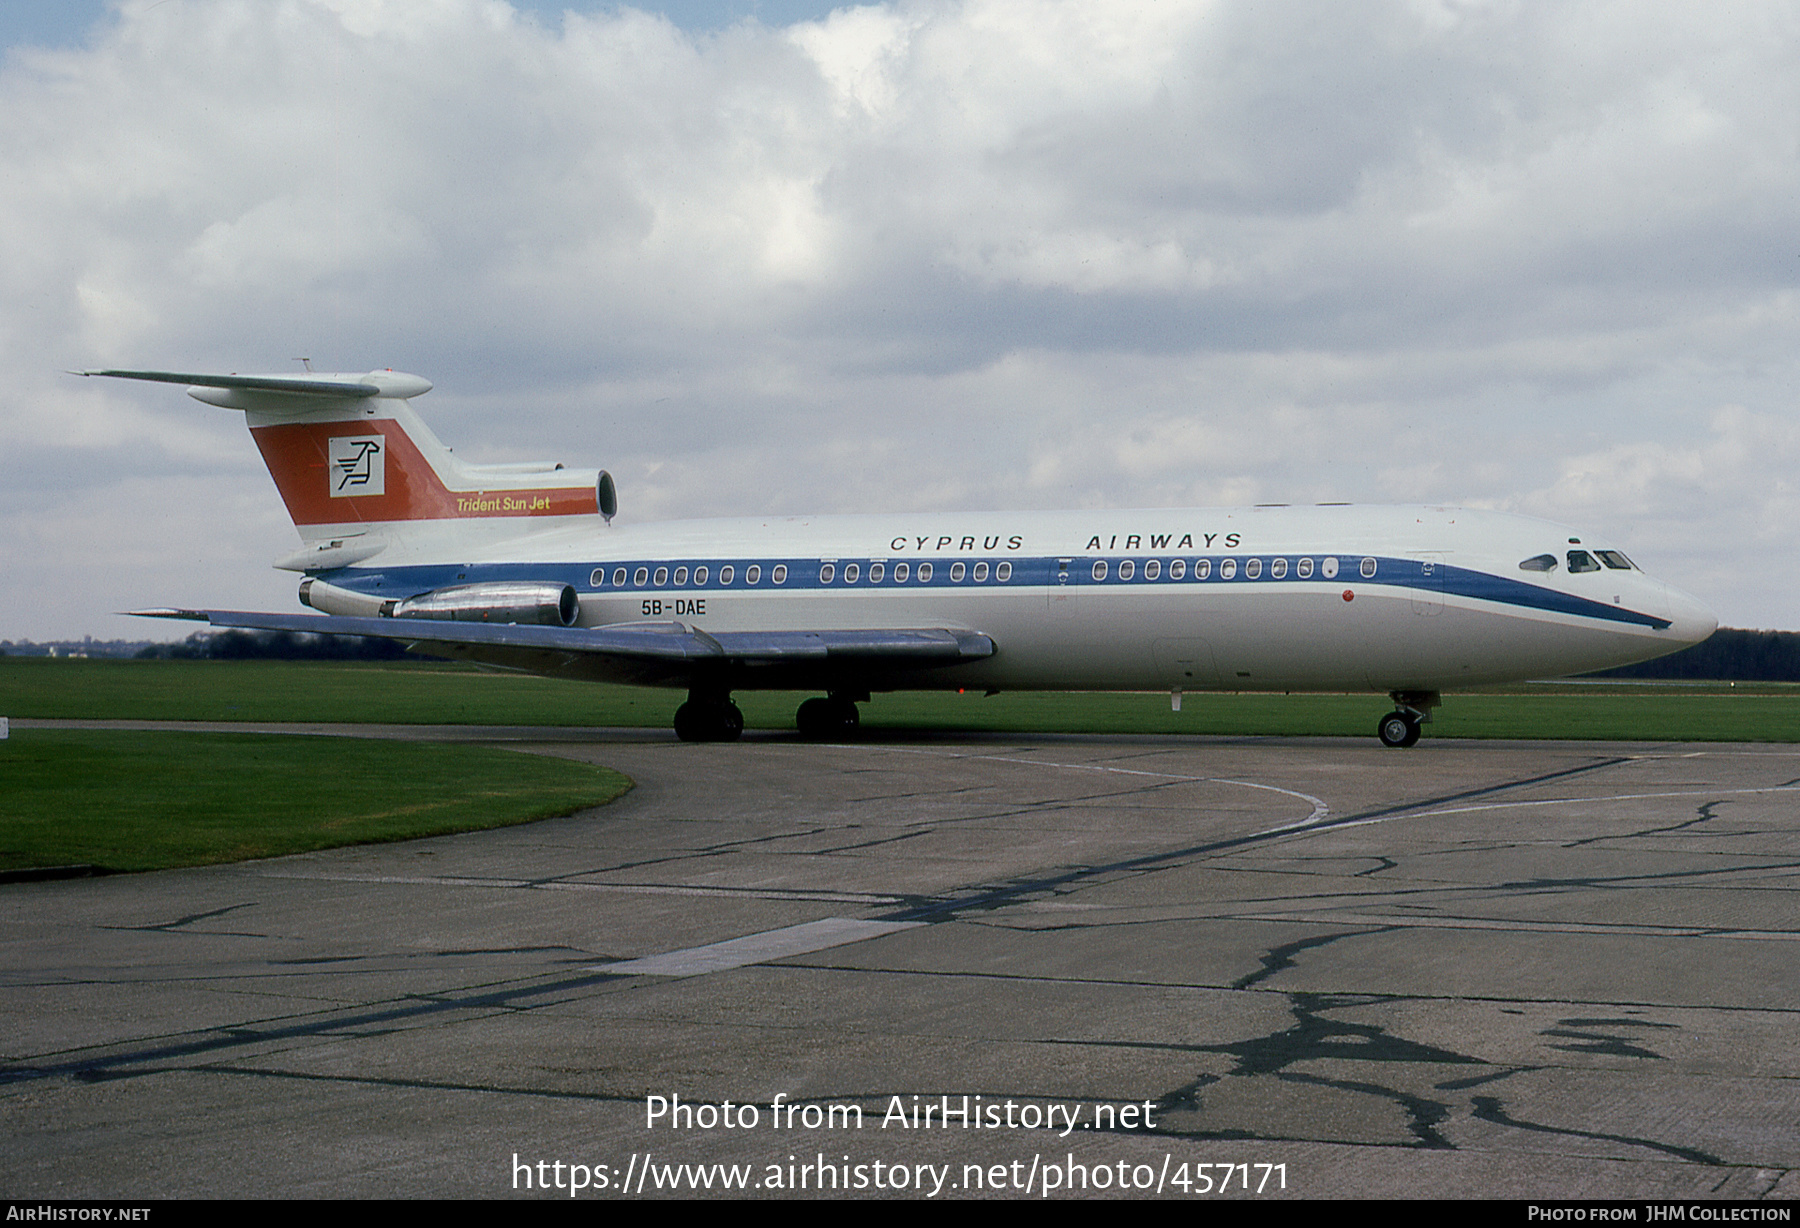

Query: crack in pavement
[[0, 970, 628, 1087], [100, 903, 263, 937], [875, 757, 1640, 924], [1470, 1095, 1723, 1166]]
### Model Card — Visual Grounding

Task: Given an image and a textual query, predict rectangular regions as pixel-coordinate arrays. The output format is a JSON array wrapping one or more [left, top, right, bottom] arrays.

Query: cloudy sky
[[4, 0, 1797, 642]]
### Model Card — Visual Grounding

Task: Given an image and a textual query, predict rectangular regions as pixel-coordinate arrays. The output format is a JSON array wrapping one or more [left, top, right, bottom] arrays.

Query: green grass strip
[[4, 658, 1798, 741], [0, 730, 630, 874]]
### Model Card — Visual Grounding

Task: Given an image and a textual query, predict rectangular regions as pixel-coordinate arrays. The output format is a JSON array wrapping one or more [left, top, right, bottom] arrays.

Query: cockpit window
[[1518, 554, 1557, 572], [1596, 550, 1634, 570], [1567, 550, 1601, 573]]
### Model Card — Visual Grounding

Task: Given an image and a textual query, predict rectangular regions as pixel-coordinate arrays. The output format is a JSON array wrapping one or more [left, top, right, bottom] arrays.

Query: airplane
[[77, 366, 1718, 746]]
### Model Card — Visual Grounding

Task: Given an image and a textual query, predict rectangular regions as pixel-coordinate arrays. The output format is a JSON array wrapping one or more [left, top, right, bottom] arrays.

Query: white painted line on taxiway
[[861, 744, 1331, 824], [593, 917, 925, 978]]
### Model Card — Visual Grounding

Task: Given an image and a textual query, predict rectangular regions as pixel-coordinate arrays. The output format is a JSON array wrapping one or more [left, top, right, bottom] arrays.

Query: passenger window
[[1195, 559, 1210, 579], [1092, 560, 1108, 581], [1518, 554, 1557, 572], [613, 567, 627, 587], [772, 564, 787, 584], [1144, 559, 1161, 580], [634, 566, 649, 586], [1597, 550, 1633, 570], [918, 562, 933, 582], [719, 565, 734, 584], [1271, 558, 1287, 579], [995, 562, 1011, 582], [694, 566, 708, 585], [1297, 557, 1313, 578], [1220, 559, 1236, 579], [673, 566, 688, 586], [654, 566, 669, 587], [973, 561, 988, 582], [819, 563, 836, 583], [590, 568, 606, 587], [746, 565, 761, 584], [870, 562, 885, 583], [1567, 550, 1601, 573], [951, 561, 966, 582], [1360, 557, 1377, 578], [1170, 559, 1186, 580], [1118, 560, 1135, 581], [843, 563, 859, 584], [1322, 557, 1339, 579], [895, 562, 910, 582], [1245, 558, 1262, 579]]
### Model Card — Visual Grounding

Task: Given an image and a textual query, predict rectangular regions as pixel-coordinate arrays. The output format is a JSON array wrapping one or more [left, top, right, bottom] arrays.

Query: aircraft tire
[[796, 697, 831, 739], [716, 702, 744, 742], [674, 701, 708, 742], [796, 696, 859, 740], [1378, 711, 1421, 748], [675, 700, 744, 743]]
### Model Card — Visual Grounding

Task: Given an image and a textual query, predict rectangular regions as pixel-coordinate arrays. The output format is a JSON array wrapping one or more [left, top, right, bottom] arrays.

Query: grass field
[[0, 728, 630, 874], [5, 656, 1798, 741]]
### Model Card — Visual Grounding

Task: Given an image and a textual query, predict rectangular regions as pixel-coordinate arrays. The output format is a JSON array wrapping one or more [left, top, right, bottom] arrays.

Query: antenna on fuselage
[[294, 357, 313, 372]]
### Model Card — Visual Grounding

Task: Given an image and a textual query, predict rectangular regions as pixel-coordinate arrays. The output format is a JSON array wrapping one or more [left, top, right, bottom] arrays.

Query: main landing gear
[[673, 688, 744, 743], [673, 687, 868, 742], [795, 692, 863, 741], [1378, 690, 1440, 749]]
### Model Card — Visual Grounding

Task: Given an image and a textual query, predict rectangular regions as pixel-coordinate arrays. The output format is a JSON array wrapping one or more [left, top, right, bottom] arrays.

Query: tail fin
[[78, 369, 606, 565]]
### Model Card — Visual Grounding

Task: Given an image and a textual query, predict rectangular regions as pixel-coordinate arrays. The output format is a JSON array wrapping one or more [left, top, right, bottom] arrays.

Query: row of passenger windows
[[819, 560, 1011, 584], [586, 556, 1385, 588], [589, 563, 789, 588], [585, 560, 1019, 588], [1086, 556, 1373, 581]]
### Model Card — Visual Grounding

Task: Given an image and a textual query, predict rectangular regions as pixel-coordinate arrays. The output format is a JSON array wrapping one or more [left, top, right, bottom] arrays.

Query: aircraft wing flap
[[142, 611, 994, 667]]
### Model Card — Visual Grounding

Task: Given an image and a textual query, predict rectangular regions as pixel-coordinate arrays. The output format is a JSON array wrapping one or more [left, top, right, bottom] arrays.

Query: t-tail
[[77, 368, 617, 574]]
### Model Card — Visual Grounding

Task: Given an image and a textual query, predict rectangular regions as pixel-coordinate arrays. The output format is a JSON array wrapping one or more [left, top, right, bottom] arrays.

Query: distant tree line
[[7, 626, 1796, 679], [132, 630, 408, 661], [1586, 629, 1800, 681]]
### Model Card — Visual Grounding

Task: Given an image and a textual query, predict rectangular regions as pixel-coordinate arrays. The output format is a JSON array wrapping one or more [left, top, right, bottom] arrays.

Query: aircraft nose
[[1662, 582, 1718, 647]]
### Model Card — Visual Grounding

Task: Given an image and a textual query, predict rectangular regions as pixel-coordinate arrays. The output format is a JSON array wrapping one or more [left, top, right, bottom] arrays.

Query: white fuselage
[[315, 503, 1716, 695]]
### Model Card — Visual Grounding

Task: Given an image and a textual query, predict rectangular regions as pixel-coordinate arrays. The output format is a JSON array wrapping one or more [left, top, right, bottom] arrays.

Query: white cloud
[[2, 0, 1798, 639]]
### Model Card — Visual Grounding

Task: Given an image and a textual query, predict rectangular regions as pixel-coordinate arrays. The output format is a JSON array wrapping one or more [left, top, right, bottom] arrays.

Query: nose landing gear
[[1378, 690, 1439, 748], [1378, 710, 1421, 748]]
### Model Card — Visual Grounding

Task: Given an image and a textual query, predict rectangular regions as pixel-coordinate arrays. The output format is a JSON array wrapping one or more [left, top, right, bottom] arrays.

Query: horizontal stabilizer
[[74, 368, 432, 405]]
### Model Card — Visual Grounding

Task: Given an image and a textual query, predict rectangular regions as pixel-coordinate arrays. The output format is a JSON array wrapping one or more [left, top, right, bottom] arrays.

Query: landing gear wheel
[[674, 700, 744, 743], [715, 702, 744, 742], [795, 698, 831, 739], [1378, 710, 1421, 748], [796, 696, 860, 740]]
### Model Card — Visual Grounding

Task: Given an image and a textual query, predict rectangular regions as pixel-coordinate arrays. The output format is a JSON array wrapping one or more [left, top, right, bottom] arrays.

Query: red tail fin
[[79, 368, 604, 541]]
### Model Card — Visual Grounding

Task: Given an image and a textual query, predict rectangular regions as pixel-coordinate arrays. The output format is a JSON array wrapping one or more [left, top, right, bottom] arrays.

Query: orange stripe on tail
[[249, 421, 599, 526]]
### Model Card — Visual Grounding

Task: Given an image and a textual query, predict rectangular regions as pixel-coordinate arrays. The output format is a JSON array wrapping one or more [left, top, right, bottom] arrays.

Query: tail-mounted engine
[[300, 578, 579, 626]]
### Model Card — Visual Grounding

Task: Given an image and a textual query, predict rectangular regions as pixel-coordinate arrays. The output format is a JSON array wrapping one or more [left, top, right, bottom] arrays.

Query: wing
[[138, 609, 995, 689]]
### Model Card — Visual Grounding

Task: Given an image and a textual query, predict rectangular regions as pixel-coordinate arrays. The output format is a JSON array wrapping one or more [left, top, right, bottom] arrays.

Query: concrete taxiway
[[3, 726, 1798, 1199]]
